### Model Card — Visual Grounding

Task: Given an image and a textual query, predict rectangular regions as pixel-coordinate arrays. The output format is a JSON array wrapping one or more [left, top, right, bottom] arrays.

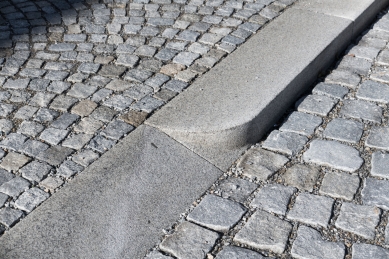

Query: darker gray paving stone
[[155, 48, 178, 61], [319, 172, 360, 201], [20, 161, 52, 182], [29, 92, 56, 107], [0, 119, 13, 135], [251, 184, 296, 215], [34, 108, 60, 123], [357, 80, 389, 104], [337, 56, 372, 76], [215, 246, 265, 259], [173, 52, 200, 66], [116, 54, 140, 68], [67, 84, 98, 99], [238, 147, 288, 180], [132, 96, 164, 113], [262, 130, 308, 156], [99, 65, 127, 78], [39, 128, 69, 145], [56, 160, 84, 179], [303, 140, 363, 172], [296, 94, 337, 116], [124, 69, 154, 83], [312, 82, 348, 99], [216, 178, 258, 203], [101, 120, 134, 140], [147, 17, 175, 26], [72, 150, 100, 167], [163, 79, 188, 92], [62, 134, 93, 150], [124, 84, 154, 101], [14, 106, 39, 120], [234, 210, 292, 254], [0, 193, 8, 207], [87, 135, 116, 154], [187, 194, 247, 232], [50, 95, 78, 112], [0, 169, 14, 187], [145, 74, 170, 90], [145, 251, 173, 259], [47, 81, 71, 94], [154, 89, 178, 102], [352, 243, 389, 259], [291, 226, 344, 259], [44, 71, 69, 81], [371, 152, 389, 179], [362, 178, 389, 210], [0, 208, 23, 227], [340, 99, 382, 123], [279, 111, 322, 136], [20, 140, 49, 158], [222, 35, 245, 45], [0, 177, 30, 197], [160, 221, 219, 259], [36, 146, 74, 166], [77, 63, 100, 74], [0, 103, 15, 117], [50, 113, 80, 130], [281, 164, 320, 192], [366, 127, 389, 151], [176, 30, 200, 42], [48, 43, 76, 52], [15, 187, 50, 213], [3, 79, 30, 89], [40, 177, 64, 192], [91, 89, 113, 103], [287, 193, 334, 228], [90, 106, 118, 123], [323, 118, 364, 144], [104, 95, 134, 110], [335, 203, 380, 240]]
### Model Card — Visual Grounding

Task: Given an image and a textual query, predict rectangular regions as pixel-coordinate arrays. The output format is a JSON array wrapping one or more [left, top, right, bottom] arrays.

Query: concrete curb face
[[0, 125, 222, 258]]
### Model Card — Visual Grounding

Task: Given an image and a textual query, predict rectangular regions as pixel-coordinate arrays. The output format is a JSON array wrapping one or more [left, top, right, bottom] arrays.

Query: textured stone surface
[[187, 194, 247, 232], [297, 94, 337, 116], [352, 243, 389, 259], [365, 127, 389, 151], [234, 210, 292, 254], [281, 164, 320, 192], [216, 178, 258, 203], [371, 152, 389, 179], [0, 208, 23, 227], [287, 193, 334, 227], [312, 82, 348, 99], [0, 152, 31, 172], [19, 161, 52, 182], [291, 226, 344, 259], [362, 177, 389, 210], [15, 188, 50, 213], [0, 177, 30, 197], [303, 140, 363, 172], [340, 99, 382, 123], [279, 111, 322, 136], [215, 246, 265, 259], [262, 130, 308, 156], [357, 80, 389, 104], [323, 118, 364, 144], [319, 171, 360, 200]]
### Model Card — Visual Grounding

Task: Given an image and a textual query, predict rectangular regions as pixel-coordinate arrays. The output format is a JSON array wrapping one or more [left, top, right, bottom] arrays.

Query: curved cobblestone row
[[146, 8, 389, 259], [0, 0, 297, 234]]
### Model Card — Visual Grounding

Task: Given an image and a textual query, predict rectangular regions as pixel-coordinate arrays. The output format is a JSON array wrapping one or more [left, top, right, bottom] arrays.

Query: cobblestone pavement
[[145, 9, 389, 259], [0, 0, 297, 234]]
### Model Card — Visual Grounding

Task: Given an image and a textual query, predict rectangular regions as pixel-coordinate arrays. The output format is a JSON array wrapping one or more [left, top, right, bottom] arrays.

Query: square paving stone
[[0, 207, 23, 227], [101, 120, 134, 140], [352, 243, 389, 259], [40, 176, 64, 192], [105, 79, 132, 92], [335, 202, 380, 240], [40, 128, 69, 145], [17, 121, 45, 137], [371, 152, 389, 179], [296, 94, 337, 116], [340, 99, 382, 123], [262, 130, 308, 156], [187, 194, 247, 232], [362, 178, 389, 210], [34, 108, 60, 123], [67, 83, 98, 99], [15, 187, 50, 213], [50, 113, 80, 130], [56, 160, 84, 179], [291, 226, 344, 259], [234, 210, 292, 254], [237, 147, 288, 180], [103, 95, 134, 110], [337, 56, 372, 76], [216, 178, 258, 203], [131, 96, 164, 113], [281, 164, 320, 192], [71, 100, 98, 117], [303, 140, 363, 173], [347, 45, 380, 61], [0, 152, 31, 172], [50, 95, 78, 112], [279, 111, 322, 136], [287, 193, 334, 228], [74, 117, 104, 134], [20, 161, 52, 182], [370, 66, 389, 84], [0, 133, 28, 152], [87, 135, 116, 153], [0, 169, 14, 187], [20, 140, 49, 158], [160, 221, 219, 259], [0, 193, 8, 207], [323, 118, 363, 144], [251, 184, 296, 215], [72, 150, 100, 167], [366, 127, 389, 151], [319, 172, 360, 201], [357, 80, 389, 104], [62, 133, 93, 150], [173, 52, 200, 66], [215, 246, 265, 259], [36, 146, 74, 166], [312, 82, 348, 99], [90, 106, 118, 123], [0, 176, 30, 197]]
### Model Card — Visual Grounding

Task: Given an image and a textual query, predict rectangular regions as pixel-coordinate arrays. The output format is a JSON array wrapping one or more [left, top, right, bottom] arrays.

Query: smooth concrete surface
[[0, 125, 222, 259], [147, 8, 355, 170], [294, 0, 389, 37]]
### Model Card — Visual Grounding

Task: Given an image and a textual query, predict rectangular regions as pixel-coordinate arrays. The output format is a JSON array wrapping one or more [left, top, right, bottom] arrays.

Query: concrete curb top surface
[[1, 0, 388, 258]]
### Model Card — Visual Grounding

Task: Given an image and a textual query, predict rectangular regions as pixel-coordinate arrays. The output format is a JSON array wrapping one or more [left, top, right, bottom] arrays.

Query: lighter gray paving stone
[[237, 147, 288, 180], [335, 202, 380, 239], [215, 246, 265, 259], [90, 106, 118, 123], [324, 118, 364, 144], [160, 221, 219, 259], [337, 56, 372, 76], [291, 226, 344, 259], [51, 113, 79, 130], [72, 150, 100, 167], [101, 120, 134, 140], [34, 108, 59, 123], [105, 79, 131, 92], [0, 152, 31, 172], [173, 52, 200, 66], [57, 160, 84, 179], [297, 94, 337, 116], [287, 193, 334, 228], [0, 103, 15, 117], [347, 45, 380, 61], [39, 128, 69, 145], [216, 178, 258, 203], [320, 172, 360, 201], [67, 83, 98, 99], [303, 140, 363, 172], [371, 152, 389, 179], [279, 111, 322, 136], [340, 99, 382, 123], [251, 184, 295, 215], [0, 119, 13, 135], [352, 243, 389, 259], [20, 140, 49, 158], [357, 80, 389, 104], [0, 208, 23, 227], [145, 251, 173, 259], [187, 194, 246, 232], [312, 82, 348, 99], [0, 169, 14, 187], [0, 193, 8, 207], [116, 54, 139, 68], [262, 130, 308, 156], [376, 49, 389, 65], [20, 161, 52, 182], [103, 95, 134, 110], [74, 118, 104, 134], [88, 135, 116, 153], [40, 176, 64, 192], [29, 92, 55, 107], [234, 210, 292, 254], [163, 79, 188, 92], [15, 187, 49, 213], [281, 164, 320, 192], [0, 176, 30, 197], [362, 178, 389, 210], [62, 134, 93, 150], [366, 127, 389, 151], [325, 69, 361, 89], [14, 106, 38, 120], [3, 79, 30, 89], [132, 95, 164, 113], [370, 66, 389, 84], [47, 81, 71, 94]]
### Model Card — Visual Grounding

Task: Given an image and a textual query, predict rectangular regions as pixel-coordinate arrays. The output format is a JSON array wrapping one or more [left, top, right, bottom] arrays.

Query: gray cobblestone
[[320, 171, 360, 201], [251, 184, 295, 215], [50, 95, 78, 112], [357, 80, 389, 104], [362, 178, 389, 210], [371, 152, 389, 179], [15, 187, 49, 213], [0, 169, 14, 187], [325, 69, 361, 89], [216, 178, 258, 203], [262, 130, 308, 156], [281, 164, 320, 192], [347, 45, 380, 61], [337, 56, 371, 76], [36, 146, 74, 166], [0, 176, 30, 198], [0, 152, 31, 172], [0, 208, 23, 227], [34, 108, 60, 123], [39, 128, 69, 145], [88, 135, 116, 153], [57, 160, 84, 179], [297, 94, 337, 116], [20, 140, 49, 158], [366, 127, 389, 151], [279, 111, 322, 136], [0, 193, 7, 207], [20, 161, 51, 182], [40, 177, 64, 192], [72, 149, 100, 167], [352, 243, 389, 259], [215, 246, 265, 259], [340, 99, 382, 123], [323, 118, 364, 144], [74, 117, 104, 134], [370, 66, 389, 84], [312, 82, 348, 99]]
